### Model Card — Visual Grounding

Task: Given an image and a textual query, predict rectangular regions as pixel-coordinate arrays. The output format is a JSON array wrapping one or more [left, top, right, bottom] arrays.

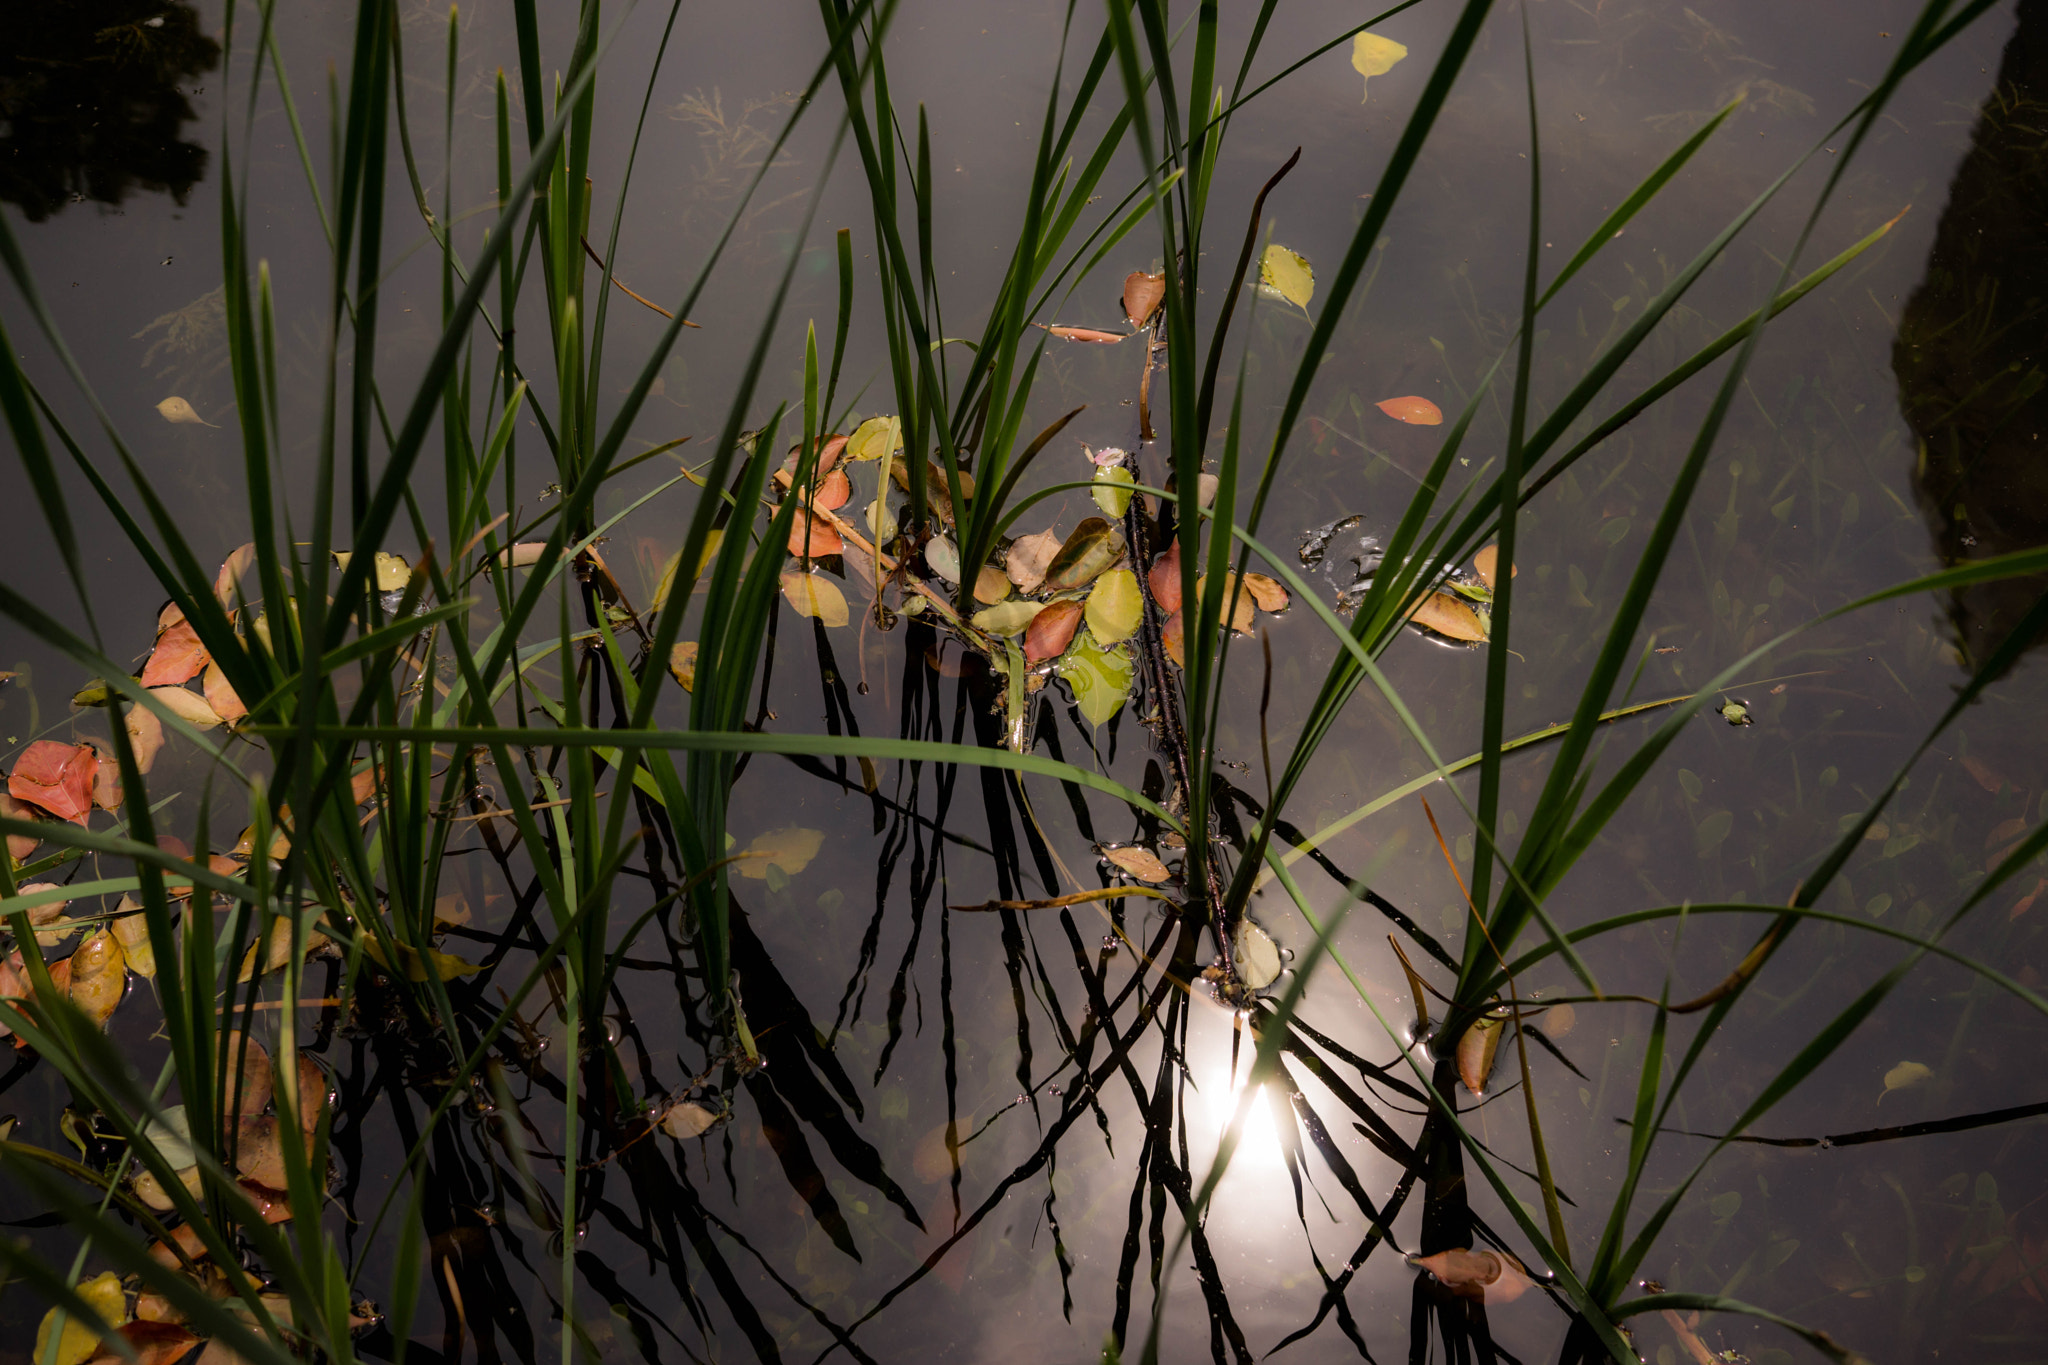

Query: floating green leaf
[[1092, 465, 1135, 518], [846, 414, 903, 461], [1057, 628, 1133, 727], [1042, 516, 1124, 592]]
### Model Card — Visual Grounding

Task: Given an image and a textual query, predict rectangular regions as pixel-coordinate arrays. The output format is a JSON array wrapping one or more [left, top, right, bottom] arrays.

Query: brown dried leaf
[[1411, 1248, 1530, 1303], [1006, 529, 1063, 593], [1195, 573, 1256, 634], [1040, 324, 1130, 343], [203, 661, 247, 726], [1043, 517, 1124, 592], [67, 929, 127, 1026], [1161, 610, 1185, 667], [1123, 270, 1165, 328], [125, 704, 164, 775], [973, 565, 1011, 606], [1148, 540, 1183, 614], [1101, 845, 1171, 883]]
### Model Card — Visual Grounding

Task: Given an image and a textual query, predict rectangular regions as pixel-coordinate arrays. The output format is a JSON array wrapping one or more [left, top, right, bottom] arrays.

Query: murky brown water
[[3, 2, 2046, 1363]]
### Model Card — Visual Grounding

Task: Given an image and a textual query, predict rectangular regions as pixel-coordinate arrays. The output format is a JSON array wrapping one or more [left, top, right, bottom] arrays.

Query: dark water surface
[[3, 2, 2046, 1363]]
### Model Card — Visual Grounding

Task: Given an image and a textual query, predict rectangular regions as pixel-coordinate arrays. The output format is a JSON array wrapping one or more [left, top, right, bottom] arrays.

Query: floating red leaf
[[1123, 271, 1165, 328], [9, 741, 99, 825], [1148, 540, 1183, 615], [1025, 599, 1084, 666], [1040, 324, 1131, 344], [1374, 395, 1443, 426]]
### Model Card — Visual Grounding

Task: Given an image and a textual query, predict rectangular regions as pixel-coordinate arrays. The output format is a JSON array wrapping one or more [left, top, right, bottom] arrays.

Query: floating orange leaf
[[214, 543, 256, 606], [0, 791, 43, 861], [125, 704, 164, 775], [1375, 395, 1443, 426], [2011, 877, 2046, 922], [140, 620, 209, 687], [1102, 845, 1171, 882], [203, 661, 247, 726], [1242, 572, 1290, 613], [1039, 324, 1131, 344], [1408, 592, 1488, 642], [67, 929, 127, 1026], [1148, 540, 1183, 614], [787, 509, 844, 559], [1161, 609, 1185, 667], [1411, 1248, 1531, 1303], [1961, 754, 2009, 794], [1472, 544, 1516, 591], [1123, 270, 1165, 328], [810, 468, 852, 512], [9, 741, 99, 825]]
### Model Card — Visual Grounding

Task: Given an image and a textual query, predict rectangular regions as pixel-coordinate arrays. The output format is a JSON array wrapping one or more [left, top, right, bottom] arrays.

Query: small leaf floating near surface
[[1102, 845, 1172, 883], [779, 571, 850, 627], [154, 396, 216, 427], [1472, 543, 1516, 591], [787, 509, 843, 559], [1160, 609, 1186, 667], [1720, 699, 1753, 727], [1350, 31, 1409, 102], [110, 896, 154, 978], [497, 541, 549, 568], [1409, 1248, 1532, 1304], [1374, 395, 1442, 425], [67, 928, 127, 1026], [1543, 1002, 1576, 1037], [1123, 270, 1165, 328], [809, 468, 852, 512], [1233, 919, 1284, 990], [1259, 244, 1315, 313], [1025, 599, 1084, 666], [2008, 876, 2045, 922], [1041, 516, 1124, 592], [1961, 754, 2010, 794], [1880, 1060, 1932, 1102], [661, 1102, 720, 1140], [1085, 568, 1143, 646], [202, 660, 246, 726], [332, 550, 414, 591]]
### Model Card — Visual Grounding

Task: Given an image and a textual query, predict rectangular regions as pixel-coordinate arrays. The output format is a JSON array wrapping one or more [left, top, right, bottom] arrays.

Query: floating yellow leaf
[[972, 599, 1045, 638], [1085, 568, 1143, 646], [332, 550, 413, 591], [1456, 1013, 1506, 1095], [924, 536, 961, 583], [735, 826, 825, 881], [973, 565, 1011, 605], [846, 414, 903, 462], [147, 685, 224, 731], [68, 929, 127, 1026], [779, 572, 850, 627], [1234, 919, 1283, 990], [1351, 32, 1408, 102], [661, 1102, 719, 1139], [669, 641, 698, 693], [155, 396, 216, 427], [110, 896, 155, 979], [1102, 845, 1172, 883], [363, 939, 484, 983], [1259, 244, 1315, 313], [1196, 573, 1256, 634], [36, 1270, 127, 1365], [1056, 629, 1134, 727], [1242, 573, 1290, 613], [1880, 1060, 1932, 1102]]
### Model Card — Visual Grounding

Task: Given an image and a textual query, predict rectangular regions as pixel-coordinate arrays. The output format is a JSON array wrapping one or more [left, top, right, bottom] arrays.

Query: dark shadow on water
[[1895, 0, 2048, 669], [0, 0, 217, 222]]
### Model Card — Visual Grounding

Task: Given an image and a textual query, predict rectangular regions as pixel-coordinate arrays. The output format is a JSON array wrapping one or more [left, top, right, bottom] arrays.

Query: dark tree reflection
[[1894, 0, 2048, 667], [0, 1, 218, 222]]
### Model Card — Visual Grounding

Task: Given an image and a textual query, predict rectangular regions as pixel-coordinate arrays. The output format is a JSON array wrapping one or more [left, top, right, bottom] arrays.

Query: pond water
[[2, 1, 2046, 1364]]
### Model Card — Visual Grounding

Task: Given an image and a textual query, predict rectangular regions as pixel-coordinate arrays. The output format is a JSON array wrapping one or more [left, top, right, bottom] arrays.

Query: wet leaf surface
[[1881, 1060, 1933, 1101], [1234, 919, 1283, 989], [846, 415, 902, 462], [1092, 464, 1135, 519], [148, 685, 225, 730], [1456, 1014, 1504, 1094], [1196, 573, 1256, 634], [154, 395, 215, 427], [1148, 539, 1183, 614], [1241, 572, 1289, 613], [1041, 324, 1131, 343], [1056, 629, 1132, 726], [668, 641, 698, 692], [1407, 592, 1488, 642], [971, 599, 1044, 638], [140, 619, 208, 687], [36, 1270, 126, 1365]]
